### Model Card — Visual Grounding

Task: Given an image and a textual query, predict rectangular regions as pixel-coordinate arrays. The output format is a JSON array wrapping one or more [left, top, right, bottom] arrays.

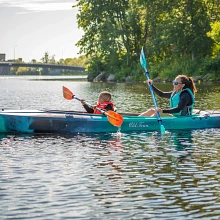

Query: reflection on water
[[0, 77, 220, 219], [0, 129, 219, 219]]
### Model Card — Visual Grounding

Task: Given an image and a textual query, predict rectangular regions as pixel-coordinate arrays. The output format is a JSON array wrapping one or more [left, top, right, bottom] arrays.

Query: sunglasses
[[173, 81, 182, 85]]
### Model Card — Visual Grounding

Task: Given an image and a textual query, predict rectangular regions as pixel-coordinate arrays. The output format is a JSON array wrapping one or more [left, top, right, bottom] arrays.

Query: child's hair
[[177, 74, 197, 95], [99, 91, 112, 101]]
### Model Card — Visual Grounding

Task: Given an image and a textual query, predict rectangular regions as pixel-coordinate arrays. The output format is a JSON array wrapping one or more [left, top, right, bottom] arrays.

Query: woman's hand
[[147, 79, 153, 85], [155, 107, 163, 113]]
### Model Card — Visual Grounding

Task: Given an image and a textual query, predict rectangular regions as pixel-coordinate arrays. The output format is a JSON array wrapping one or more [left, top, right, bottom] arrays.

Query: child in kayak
[[81, 91, 115, 114], [139, 74, 197, 116]]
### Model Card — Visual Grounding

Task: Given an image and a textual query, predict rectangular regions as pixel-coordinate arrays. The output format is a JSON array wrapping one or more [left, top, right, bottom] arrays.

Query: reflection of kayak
[[0, 109, 220, 134]]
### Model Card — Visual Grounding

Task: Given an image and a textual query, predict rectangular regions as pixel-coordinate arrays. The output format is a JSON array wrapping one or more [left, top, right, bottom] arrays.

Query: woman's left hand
[[155, 107, 163, 113]]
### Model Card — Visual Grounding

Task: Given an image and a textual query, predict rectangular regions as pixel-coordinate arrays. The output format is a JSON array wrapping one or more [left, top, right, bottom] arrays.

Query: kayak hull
[[0, 110, 220, 133]]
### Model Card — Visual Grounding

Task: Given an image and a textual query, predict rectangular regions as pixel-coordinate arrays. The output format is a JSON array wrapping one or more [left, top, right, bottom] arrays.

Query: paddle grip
[[74, 95, 105, 113]]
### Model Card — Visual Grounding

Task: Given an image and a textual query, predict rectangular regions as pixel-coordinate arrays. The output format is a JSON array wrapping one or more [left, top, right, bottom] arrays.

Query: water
[[0, 76, 220, 219]]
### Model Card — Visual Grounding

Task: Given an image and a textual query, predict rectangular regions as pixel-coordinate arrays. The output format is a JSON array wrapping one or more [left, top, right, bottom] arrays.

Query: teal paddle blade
[[140, 47, 147, 70], [160, 125, 166, 134]]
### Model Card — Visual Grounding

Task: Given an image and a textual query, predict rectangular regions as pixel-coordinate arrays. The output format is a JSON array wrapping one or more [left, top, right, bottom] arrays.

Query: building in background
[[0, 53, 6, 61], [0, 53, 10, 74]]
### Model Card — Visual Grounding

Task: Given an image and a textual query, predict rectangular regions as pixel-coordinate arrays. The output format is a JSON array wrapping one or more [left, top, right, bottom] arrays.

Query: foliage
[[207, 21, 220, 57], [74, 0, 219, 81], [15, 67, 39, 75], [203, 56, 220, 78], [11, 53, 87, 75], [41, 52, 49, 63], [148, 55, 220, 80]]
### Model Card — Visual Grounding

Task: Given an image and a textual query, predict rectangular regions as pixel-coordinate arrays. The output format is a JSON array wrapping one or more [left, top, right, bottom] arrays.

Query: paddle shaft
[[73, 96, 96, 110], [140, 48, 165, 133], [145, 70, 163, 123]]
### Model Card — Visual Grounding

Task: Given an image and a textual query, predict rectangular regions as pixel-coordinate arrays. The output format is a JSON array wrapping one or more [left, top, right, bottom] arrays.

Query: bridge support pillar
[[0, 66, 10, 75]]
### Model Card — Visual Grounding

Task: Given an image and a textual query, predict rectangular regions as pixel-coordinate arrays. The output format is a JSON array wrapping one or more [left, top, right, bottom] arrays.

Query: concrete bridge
[[0, 61, 85, 71]]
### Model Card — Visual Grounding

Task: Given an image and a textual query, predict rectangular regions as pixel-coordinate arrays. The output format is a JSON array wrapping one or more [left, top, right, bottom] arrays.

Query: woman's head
[[173, 74, 197, 95], [98, 91, 112, 103]]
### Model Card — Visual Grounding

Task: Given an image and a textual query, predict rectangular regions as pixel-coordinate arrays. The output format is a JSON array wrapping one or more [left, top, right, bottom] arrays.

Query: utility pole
[[14, 45, 17, 61], [62, 49, 65, 59]]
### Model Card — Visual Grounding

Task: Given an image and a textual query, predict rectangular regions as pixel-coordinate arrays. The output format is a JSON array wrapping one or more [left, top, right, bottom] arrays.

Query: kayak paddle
[[140, 47, 165, 134], [63, 86, 123, 127]]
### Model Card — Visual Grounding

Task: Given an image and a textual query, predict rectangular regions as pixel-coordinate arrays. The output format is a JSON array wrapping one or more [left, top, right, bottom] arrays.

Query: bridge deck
[[0, 62, 85, 71]]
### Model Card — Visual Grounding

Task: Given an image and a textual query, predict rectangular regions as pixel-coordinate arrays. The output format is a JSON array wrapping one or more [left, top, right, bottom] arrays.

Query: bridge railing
[[0, 61, 85, 71]]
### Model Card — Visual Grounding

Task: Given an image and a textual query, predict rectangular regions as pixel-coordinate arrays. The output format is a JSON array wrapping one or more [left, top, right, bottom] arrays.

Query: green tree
[[41, 52, 49, 63], [40, 51, 49, 74], [74, 0, 139, 77], [49, 54, 56, 64], [74, 0, 220, 80], [31, 59, 37, 64], [207, 21, 220, 57]]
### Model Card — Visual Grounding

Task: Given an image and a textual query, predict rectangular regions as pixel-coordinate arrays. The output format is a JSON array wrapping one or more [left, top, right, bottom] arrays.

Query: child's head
[[98, 91, 112, 103]]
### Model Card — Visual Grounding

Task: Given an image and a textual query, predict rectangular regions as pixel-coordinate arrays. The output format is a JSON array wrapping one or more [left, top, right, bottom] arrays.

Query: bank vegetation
[[74, 0, 219, 82]]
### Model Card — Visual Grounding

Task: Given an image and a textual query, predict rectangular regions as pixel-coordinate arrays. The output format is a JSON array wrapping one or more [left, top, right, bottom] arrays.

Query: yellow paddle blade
[[104, 110, 123, 127], [63, 86, 73, 100]]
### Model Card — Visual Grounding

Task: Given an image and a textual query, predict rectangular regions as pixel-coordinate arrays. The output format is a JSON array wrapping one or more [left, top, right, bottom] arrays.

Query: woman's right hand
[[147, 79, 153, 85]]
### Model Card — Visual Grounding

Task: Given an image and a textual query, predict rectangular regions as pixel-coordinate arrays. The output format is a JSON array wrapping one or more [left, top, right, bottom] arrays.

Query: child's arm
[[83, 105, 94, 113], [105, 104, 114, 111], [81, 100, 94, 113]]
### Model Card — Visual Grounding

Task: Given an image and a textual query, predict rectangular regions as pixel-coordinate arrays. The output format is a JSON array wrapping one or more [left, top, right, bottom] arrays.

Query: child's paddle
[[63, 86, 123, 127]]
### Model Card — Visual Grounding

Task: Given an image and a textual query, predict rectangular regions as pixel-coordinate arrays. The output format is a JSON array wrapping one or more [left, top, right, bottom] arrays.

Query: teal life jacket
[[170, 88, 195, 116]]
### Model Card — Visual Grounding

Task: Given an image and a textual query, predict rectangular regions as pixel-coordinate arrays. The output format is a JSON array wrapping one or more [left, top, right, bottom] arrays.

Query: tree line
[[74, 0, 219, 81], [11, 52, 87, 75]]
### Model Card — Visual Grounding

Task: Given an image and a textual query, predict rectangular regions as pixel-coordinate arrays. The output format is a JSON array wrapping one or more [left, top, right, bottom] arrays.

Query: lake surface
[[0, 76, 220, 219]]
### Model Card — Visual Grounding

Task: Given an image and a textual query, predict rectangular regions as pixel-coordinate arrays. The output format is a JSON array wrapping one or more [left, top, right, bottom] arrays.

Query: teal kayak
[[0, 109, 219, 133]]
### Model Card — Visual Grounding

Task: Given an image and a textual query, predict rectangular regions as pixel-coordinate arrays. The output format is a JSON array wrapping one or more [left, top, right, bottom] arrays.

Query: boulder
[[125, 76, 134, 83], [202, 73, 212, 81], [153, 76, 161, 82], [93, 72, 108, 82], [163, 78, 172, 82], [193, 75, 202, 82], [87, 75, 94, 82], [107, 74, 116, 82]]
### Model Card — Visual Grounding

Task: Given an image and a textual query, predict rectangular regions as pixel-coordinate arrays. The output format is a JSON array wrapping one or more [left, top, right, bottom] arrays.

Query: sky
[[0, 0, 84, 62]]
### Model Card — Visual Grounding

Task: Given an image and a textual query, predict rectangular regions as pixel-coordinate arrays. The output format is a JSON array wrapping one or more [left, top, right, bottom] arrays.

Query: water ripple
[[0, 130, 220, 219]]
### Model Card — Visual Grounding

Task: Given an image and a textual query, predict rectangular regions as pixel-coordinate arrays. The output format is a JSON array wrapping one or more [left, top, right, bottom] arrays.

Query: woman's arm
[[162, 92, 191, 114], [151, 85, 172, 99]]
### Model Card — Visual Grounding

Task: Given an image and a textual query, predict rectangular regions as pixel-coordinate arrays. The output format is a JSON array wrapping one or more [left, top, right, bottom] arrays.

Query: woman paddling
[[139, 74, 197, 116]]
